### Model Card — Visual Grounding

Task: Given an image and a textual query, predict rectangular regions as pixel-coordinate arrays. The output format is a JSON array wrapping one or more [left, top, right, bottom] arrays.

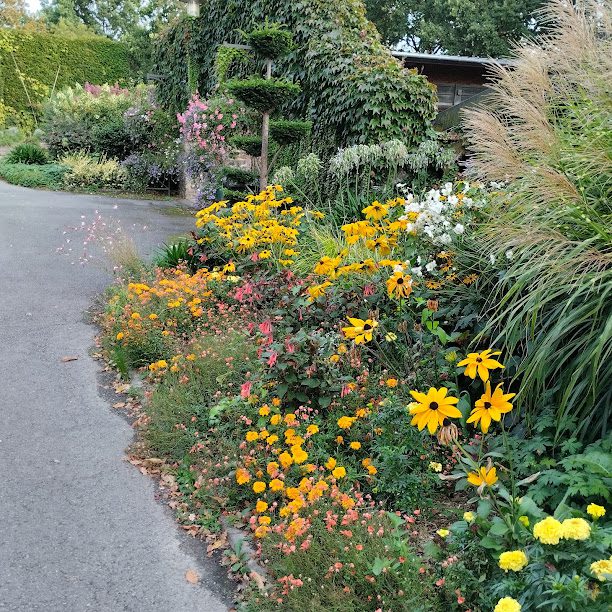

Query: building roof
[[391, 51, 514, 68]]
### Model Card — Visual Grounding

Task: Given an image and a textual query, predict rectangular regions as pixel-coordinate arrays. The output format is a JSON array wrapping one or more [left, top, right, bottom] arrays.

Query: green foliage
[[365, 0, 546, 55], [218, 165, 258, 186], [0, 126, 22, 146], [151, 0, 436, 147], [0, 29, 132, 120], [60, 152, 128, 190], [226, 77, 300, 113], [269, 119, 311, 145], [0, 161, 68, 188], [245, 22, 293, 60], [154, 239, 200, 272], [5, 142, 47, 164], [230, 135, 262, 157]]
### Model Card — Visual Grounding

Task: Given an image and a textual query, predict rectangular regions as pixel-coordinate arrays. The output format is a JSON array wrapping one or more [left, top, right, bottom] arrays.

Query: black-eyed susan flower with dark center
[[342, 317, 378, 344], [467, 382, 516, 433], [457, 349, 504, 382], [362, 201, 389, 221], [386, 271, 413, 299], [408, 387, 461, 434]]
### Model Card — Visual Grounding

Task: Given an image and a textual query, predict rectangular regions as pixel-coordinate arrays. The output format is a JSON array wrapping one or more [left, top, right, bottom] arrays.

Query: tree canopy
[[365, 0, 546, 56]]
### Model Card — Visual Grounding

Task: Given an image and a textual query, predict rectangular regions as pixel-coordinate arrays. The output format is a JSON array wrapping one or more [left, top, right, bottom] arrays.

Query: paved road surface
[[0, 182, 229, 612]]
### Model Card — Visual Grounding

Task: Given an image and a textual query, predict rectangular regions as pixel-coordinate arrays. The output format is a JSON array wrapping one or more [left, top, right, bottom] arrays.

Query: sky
[[26, 0, 42, 12]]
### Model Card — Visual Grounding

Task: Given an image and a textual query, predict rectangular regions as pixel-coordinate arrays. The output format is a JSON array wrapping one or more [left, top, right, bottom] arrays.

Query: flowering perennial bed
[[101, 185, 611, 611]]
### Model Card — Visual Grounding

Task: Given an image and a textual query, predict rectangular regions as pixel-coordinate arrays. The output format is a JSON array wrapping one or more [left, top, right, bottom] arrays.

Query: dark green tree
[[365, 0, 546, 57]]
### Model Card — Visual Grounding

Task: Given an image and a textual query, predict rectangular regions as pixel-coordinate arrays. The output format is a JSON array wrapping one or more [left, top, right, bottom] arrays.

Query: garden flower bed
[[99, 184, 611, 611]]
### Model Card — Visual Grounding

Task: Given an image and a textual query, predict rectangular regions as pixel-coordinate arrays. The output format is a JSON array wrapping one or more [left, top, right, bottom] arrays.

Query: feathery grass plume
[[460, 0, 612, 441]]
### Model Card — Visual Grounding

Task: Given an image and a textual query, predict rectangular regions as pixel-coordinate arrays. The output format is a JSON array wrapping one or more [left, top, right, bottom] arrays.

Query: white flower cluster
[[397, 182, 478, 246]]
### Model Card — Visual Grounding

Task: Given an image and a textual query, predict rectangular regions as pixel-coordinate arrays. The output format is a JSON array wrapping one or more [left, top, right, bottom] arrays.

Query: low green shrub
[[60, 152, 127, 190], [0, 162, 67, 188], [226, 77, 301, 113], [5, 143, 47, 165], [246, 23, 293, 60], [0, 127, 23, 146]]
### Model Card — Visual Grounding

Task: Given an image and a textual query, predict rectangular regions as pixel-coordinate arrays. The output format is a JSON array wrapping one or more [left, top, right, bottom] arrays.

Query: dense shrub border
[[0, 30, 132, 118]]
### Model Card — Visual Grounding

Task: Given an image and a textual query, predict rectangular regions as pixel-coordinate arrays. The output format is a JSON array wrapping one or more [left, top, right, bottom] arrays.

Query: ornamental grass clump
[[462, 0, 612, 440]]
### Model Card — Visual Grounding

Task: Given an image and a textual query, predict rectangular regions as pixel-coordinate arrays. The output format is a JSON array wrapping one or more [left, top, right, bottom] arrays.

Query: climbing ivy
[[152, 0, 437, 148]]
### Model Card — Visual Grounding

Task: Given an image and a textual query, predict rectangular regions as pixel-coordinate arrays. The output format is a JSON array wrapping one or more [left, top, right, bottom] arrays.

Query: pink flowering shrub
[[177, 93, 246, 165]]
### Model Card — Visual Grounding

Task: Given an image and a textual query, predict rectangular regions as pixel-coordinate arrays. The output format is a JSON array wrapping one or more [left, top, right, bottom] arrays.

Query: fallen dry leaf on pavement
[[60, 356, 78, 362], [185, 569, 199, 584]]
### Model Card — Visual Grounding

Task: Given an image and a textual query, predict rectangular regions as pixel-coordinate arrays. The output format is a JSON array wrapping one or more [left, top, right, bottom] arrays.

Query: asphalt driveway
[[0, 182, 229, 611]]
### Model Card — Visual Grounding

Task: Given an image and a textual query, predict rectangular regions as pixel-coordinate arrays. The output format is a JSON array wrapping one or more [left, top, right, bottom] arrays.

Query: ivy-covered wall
[[0, 30, 132, 119], [152, 0, 437, 148]]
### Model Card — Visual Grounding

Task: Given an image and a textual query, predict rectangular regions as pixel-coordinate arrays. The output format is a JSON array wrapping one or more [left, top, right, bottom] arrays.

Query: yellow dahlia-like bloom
[[463, 511, 475, 523], [235, 468, 250, 485], [590, 558, 612, 581], [561, 517, 591, 541], [252, 481, 266, 494], [467, 466, 498, 487], [332, 466, 347, 479], [386, 271, 413, 299], [494, 597, 521, 612], [290, 445, 308, 465], [269, 478, 284, 492], [429, 461, 442, 472], [255, 500, 268, 513], [467, 382, 515, 433], [342, 317, 378, 344], [408, 387, 461, 435], [245, 431, 259, 442], [457, 349, 504, 382], [436, 529, 449, 538], [587, 503, 606, 519], [499, 550, 528, 572], [533, 516, 563, 545], [337, 416, 356, 429]]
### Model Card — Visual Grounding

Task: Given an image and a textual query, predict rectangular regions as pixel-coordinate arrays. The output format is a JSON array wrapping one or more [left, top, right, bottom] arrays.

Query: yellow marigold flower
[[254, 525, 270, 538], [386, 378, 399, 388], [148, 313, 158, 320], [494, 597, 521, 612], [587, 504, 606, 519], [590, 558, 612, 581], [235, 468, 250, 485], [255, 500, 268, 513], [366, 464, 377, 475], [463, 511, 475, 523], [408, 387, 461, 435], [332, 466, 347, 479], [266, 462, 279, 476], [337, 343, 348, 354], [467, 382, 516, 433], [279, 452, 293, 469], [499, 550, 528, 572], [259, 429, 270, 440], [533, 516, 563, 545], [518, 515, 530, 527], [436, 529, 449, 538], [337, 416, 356, 429], [116, 332, 124, 340], [467, 466, 498, 488], [252, 481, 266, 494], [362, 200, 389, 220], [271, 397, 282, 407], [429, 461, 442, 472], [325, 457, 337, 470], [457, 349, 504, 382], [286, 487, 300, 500], [131, 312, 141, 319], [342, 317, 378, 344], [245, 431, 259, 442], [284, 413, 297, 424], [336, 435, 344, 444], [270, 478, 284, 492], [561, 517, 591, 541], [329, 354, 340, 363], [259, 405, 270, 416], [349, 441, 361, 450], [306, 424, 319, 435], [270, 414, 282, 426], [386, 271, 413, 299], [291, 445, 308, 464], [266, 434, 278, 445], [258, 515, 271, 525]]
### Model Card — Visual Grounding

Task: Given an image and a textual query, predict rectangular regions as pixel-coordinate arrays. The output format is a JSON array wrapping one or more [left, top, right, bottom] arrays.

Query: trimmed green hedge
[[0, 30, 132, 119]]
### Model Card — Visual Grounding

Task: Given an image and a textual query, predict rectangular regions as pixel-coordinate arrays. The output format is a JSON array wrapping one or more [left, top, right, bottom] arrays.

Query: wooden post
[[259, 59, 273, 190]]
